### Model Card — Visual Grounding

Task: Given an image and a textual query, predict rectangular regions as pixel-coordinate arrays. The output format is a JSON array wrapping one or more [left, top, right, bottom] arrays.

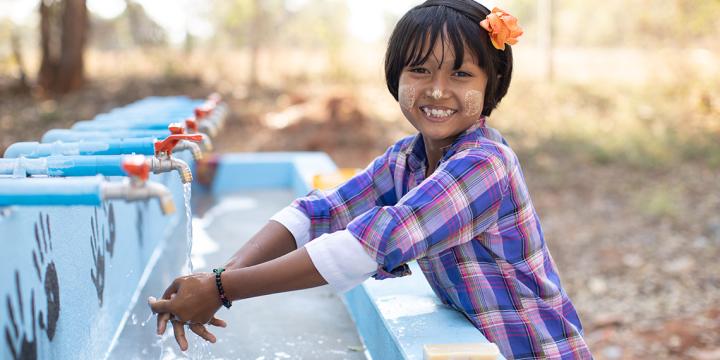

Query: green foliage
[[499, 74, 720, 169], [505, 0, 720, 46], [632, 185, 682, 220]]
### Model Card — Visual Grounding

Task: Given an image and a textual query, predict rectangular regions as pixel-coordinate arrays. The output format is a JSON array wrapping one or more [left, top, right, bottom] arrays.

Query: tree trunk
[[247, 0, 261, 89], [538, 0, 554, 81], [38, 0, 88, 96], [10, 29, 30, 92]]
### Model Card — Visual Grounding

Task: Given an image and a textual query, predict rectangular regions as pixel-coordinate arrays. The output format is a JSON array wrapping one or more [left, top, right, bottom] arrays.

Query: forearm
[[222, 246, 326, 300], [223, 220, 298, 269]]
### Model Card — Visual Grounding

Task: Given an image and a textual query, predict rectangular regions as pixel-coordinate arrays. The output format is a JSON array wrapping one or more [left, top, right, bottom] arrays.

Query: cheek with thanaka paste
[[398, 85, 416, 112], [464, 90, 484, 117]]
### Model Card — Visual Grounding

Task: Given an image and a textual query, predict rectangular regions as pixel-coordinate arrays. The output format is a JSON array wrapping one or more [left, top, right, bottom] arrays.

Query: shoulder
[[393, 133, 418, 154], [377, 133, 418, 162], [453, 133, 518, 170]]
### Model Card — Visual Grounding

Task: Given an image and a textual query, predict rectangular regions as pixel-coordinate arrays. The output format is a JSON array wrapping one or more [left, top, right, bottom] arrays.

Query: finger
[[209, 317, 227, 328], [156, 312, 172, 335], [189, 323, 217, 343], [162, 279, 180, 300], [172, 320, 188, 351], [148, 297, 173, 314]]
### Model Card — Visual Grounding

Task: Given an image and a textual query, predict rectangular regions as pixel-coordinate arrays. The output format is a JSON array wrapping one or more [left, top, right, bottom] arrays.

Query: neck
[[423, 137, 453, 176]]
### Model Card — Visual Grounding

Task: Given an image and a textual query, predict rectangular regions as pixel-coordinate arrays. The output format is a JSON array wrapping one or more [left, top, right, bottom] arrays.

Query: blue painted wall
[[0, 95, 200, 360], [0, 170, 186, 359]]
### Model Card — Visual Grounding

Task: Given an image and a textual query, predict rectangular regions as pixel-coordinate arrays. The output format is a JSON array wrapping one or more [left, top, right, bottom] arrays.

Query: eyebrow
[[412, 55, 476, 69]]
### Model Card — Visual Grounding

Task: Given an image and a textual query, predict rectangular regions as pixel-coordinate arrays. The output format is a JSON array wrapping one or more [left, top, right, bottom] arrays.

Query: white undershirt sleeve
[[305, 229, 378, 293], [269, 206, 311, 248]]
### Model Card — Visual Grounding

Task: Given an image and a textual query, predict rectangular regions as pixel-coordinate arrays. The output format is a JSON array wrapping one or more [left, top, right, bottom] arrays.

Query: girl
[[149, 1, 592, 358]]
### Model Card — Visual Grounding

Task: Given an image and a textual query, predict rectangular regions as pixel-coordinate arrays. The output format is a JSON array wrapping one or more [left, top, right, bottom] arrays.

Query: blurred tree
[[89, 1, 167, 51], [38, 0, 88, 96], [10, 29, 30, 92], [277, 0, 348, 79], [248, 0, 262, 87], [538, 0, 554, 81], [214, 0, 290, 87], [125, 0, 167, 47]]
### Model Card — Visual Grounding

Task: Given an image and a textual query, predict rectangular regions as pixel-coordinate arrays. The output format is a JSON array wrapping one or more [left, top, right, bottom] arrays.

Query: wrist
[[212, 268, 233, 309], [223, 259, 245, 270]]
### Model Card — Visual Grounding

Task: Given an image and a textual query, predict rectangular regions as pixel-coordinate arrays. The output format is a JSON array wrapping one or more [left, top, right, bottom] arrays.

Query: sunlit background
[[1, 1, 719, 359]]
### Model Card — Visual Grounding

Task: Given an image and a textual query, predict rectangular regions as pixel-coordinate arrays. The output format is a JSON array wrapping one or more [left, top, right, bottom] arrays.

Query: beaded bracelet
[[212, 267, 232, 309]]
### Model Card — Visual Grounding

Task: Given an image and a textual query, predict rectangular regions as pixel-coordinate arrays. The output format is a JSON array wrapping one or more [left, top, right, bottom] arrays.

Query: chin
[[419, 126, 459, 143]]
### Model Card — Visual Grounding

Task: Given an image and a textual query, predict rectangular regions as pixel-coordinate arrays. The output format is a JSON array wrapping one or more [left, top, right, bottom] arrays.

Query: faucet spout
[[149, 157, 193, 183], [174, 140, 204, 161], [101, 180, 176, 215], [199, 133, 213, 152], [198, 122, 218, 138]]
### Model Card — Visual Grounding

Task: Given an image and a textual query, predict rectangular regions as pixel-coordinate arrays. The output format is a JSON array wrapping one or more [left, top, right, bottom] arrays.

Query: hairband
[[479, 7, 523, 50]]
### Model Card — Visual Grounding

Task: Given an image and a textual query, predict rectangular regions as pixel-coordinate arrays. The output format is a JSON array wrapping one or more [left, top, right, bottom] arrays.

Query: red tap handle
[[121, 155, 150, 181], [168, 122, 185, 134], [154, 134, 203, 157], [184, 117, 198, 133], [194, 104, 213, 120]]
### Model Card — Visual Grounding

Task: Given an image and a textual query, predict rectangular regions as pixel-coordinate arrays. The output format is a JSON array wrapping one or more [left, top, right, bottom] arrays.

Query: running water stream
[[183, 183, 194, 273], [182, 182, 213, 358]]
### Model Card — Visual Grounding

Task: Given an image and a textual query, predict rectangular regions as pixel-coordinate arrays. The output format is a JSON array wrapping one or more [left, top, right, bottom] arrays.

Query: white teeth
[[422, 107, 455, 118]]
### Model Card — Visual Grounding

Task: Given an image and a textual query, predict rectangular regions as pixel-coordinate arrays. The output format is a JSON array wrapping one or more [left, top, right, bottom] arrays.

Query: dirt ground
[[1, 76, 718, 360]]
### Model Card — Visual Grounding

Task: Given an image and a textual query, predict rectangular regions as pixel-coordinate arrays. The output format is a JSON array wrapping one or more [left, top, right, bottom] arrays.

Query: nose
[[425, 74, 449, 100]]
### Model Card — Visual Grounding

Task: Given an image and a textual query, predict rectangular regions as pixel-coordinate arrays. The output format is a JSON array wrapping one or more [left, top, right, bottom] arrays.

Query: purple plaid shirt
[[291, 122, 592, 359]]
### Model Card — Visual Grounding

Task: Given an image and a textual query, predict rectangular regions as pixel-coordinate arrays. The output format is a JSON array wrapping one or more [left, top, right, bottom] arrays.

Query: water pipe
[[6, 132, 206, 161], [72, 119, 183, 131], [42, 122, 214, 154], [4, 139, 156, 158], [42, 129, 171, 143], [0, 173, 176, 215], [0, 154, 196, 184], [91, 98, 201, 123], [70, 109, 220, 150]]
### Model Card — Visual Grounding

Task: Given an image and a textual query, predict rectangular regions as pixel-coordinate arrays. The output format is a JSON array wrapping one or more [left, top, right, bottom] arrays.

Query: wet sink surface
[[109, 190, 366, 360]]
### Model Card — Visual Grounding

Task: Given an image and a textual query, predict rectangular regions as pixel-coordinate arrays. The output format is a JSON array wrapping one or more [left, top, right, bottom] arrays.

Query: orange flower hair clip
[[479, 7, 523, 50]]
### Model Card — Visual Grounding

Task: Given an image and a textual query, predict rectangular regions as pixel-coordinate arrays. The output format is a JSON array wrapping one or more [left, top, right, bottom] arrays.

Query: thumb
[[148, 296, 174, 314]]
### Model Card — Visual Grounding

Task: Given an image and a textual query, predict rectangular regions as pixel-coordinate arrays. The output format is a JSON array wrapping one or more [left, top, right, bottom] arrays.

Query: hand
[[148, 273, 227, 351]]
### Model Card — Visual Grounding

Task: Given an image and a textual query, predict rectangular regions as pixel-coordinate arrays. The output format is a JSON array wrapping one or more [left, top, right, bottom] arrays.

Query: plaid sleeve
[[346, 149, 509, 279], [290, 144, 400, 240]]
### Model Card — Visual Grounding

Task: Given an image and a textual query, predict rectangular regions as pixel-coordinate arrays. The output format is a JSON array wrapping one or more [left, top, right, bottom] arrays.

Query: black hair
[[384, 0, 514, 116]]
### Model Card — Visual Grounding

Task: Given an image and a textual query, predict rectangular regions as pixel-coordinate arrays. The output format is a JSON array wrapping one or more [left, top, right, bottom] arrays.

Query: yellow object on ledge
[[312, 168, 361, 190], [423, 343, 500, 360]]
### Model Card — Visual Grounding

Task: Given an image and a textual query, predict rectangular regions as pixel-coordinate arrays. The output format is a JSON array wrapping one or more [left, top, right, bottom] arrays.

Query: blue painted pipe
[[89, 100, 203, 123], [72, 118, 186, 131], [0, 176, 103, 206], [0, 156, 128, 177], [4, 139, 156, 159], [42, 129, 170, 143]]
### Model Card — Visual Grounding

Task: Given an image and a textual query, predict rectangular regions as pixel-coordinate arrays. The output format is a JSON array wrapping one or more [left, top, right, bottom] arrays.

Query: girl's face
[[398, 39, 488, 150]]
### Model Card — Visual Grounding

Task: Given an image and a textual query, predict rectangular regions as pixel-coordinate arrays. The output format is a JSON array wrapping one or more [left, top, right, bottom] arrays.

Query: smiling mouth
[[420, 106, 457, 119]]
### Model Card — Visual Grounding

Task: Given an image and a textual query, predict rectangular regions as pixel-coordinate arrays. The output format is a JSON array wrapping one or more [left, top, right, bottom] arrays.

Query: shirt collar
[[406, 116, 507, 171]]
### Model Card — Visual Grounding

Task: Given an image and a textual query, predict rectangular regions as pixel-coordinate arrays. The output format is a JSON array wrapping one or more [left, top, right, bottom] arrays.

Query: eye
[[453, 70, 473, 78], [408, 67, 430, 74]]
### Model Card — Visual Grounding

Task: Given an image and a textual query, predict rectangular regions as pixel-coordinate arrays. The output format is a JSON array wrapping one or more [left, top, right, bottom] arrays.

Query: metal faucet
[[102, 179, 176, 215], [183, 117, 214, 152], [174, 140, 203, 161], [152, 123, 203, 183], [193, 93, 227, 138], [103, 155, 178, 214], [149, 156, 193, 184]]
